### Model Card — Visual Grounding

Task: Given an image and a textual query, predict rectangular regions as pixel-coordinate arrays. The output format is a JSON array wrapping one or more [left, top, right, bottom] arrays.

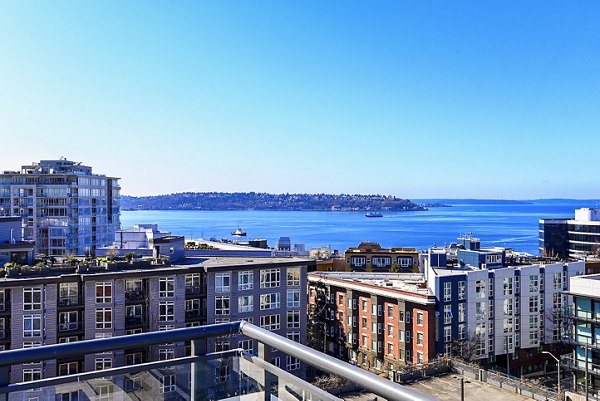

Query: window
[[417, 311, 424, 325], [286, 355, 300, 371], [23, 288, 42, 310], [475, 280, 486, 299], [160, 374, 175, 393], [361, 317, 367, 330], [287, 331, 300, 343], [287, 289, 300, 308], [215, 272, 230, 293], [443, 282, 451, 302], [287, 310, 300, 328], [239, 339, 253, 353], [351, 256, 366, 267], [125, 279, 143, 293], [503, 277, 513, 295], [23, 368, 41, 382], [95, 308, 112, 329], [529, 296, 538, 313], [215, 296, 230, 315], [287, 268, 300, 286], [58, 361, 79, 376], [387, 342, 393, 355], [159, 348, 175, 361], [159, 277, 175, 298], [186, 273, 201, 291], [388, 323, 394, 337], [529, 330, 539, 345], [260, 293, 280, 310], [260, 269, 280, 288], [23, 315, 42, 337], [458, 303, 465, 322], [95, 283, 112, 303], [417, 351, 424, 364], [59, 283, 78, 305], [475, 302, 485, 321], [185, 299, 199, 314], [126, 352, 143, 365], [361, 299, 368, 312], [260, 314, 280, 330], [239, 295, 253, 313], [444, 326, 451, 343], [444, 304, 452, 324], [215, 365, 230, 383], [59, 311, 79, 331], [387, 305, 394, 318], [59, 336, 79, 343], [458, 281, 466, 300], [503, 298, 513, 316], [399, 310, 405, 322], [399, 329, 405, 342], [159, 301, 175, 322], [95, 358, 112, 371], [553, 272, 562, 289], [372, 256, 390, 267], [458, 323, 465, 340], [529, 275, 538, 293], [238, 271, 254, 290], [417, 332, 424, 345]]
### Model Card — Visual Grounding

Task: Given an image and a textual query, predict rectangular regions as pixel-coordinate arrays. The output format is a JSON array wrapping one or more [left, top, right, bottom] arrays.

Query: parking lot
[[342, 374, 530, 401]]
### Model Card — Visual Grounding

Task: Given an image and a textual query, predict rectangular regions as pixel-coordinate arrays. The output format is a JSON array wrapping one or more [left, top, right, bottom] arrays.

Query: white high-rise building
[[0, 158, 120, 256]]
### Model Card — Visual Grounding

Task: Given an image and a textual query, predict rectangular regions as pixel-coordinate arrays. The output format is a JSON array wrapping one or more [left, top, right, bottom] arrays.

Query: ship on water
[[365, 212, 383, 218], [231, 227, 247, 236]]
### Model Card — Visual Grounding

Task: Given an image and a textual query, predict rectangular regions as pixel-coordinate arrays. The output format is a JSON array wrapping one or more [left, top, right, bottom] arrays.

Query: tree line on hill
[[121, 192, 429, 211]]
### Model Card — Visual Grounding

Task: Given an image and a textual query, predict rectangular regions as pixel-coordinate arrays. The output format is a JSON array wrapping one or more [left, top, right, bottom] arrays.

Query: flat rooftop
[[309, 272, 432, 298]]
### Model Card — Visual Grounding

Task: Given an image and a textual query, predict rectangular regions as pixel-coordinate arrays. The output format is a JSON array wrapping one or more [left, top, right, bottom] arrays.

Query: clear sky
[[1, 1, 599, 199]]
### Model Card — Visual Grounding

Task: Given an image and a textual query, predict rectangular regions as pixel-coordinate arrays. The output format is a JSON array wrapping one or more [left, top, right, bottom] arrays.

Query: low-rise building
[[0, 217, 34, 266], [308, 272, 436, 379], [345, 241, 419, 272]]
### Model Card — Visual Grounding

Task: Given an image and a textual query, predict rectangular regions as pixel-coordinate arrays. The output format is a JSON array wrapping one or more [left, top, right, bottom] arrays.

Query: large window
[[287, 310, 300, 328], [416, 312, 424, 325], [458, 281, 466, 300], [95, 358, 112, 371], [186, 273, 201, 291], [159, 301, 175, 322], [238, 271, 254, 290], [160, 374, 175, 393], [260, 293, 280, 310], [95, 283, 112, 304], [23, 315, 42, 337], [503, 278, 513, 296], [59, 283, 78, 305], [260, 314, 280, 331], [287, 268, 300, 286], [287, 289, 300, 308], [95, 308, 112, 329], [159, 277, 175, 298], [23, 368, 41, 382], [260, 269, 280, 288], [529, 296, 539, 313], [443, 282, 451, 302], [215, 273, 230, 293], [58, 361, 79, 376], [239, 295, 253, 313], [159, 348, 175, 361], [529, 276, 538, 293], [58, 311, 79, 331], [458, 303, 465, 322], [287, 331, 300, 343], [286, 355, 300, 371], [23, 288, 42, 310], [215, 296, 230, 315], [444, 304, 452, 324]]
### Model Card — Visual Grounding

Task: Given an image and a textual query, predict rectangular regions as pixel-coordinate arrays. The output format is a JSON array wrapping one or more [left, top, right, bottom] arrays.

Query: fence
[[451, 359, 558, 401]]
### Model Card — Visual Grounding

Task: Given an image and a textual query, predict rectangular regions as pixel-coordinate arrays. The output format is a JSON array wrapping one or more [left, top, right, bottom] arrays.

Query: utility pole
[[541, 351, 561, 399]]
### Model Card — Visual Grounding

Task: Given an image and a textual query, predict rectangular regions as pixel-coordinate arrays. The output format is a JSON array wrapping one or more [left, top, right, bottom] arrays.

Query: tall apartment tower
[[0, 158, 120, 256]]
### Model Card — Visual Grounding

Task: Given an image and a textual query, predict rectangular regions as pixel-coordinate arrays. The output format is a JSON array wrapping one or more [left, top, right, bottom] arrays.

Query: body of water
[[121, 200, 600, 255]]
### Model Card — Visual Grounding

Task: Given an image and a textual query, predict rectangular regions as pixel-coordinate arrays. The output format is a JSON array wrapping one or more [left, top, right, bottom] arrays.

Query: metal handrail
[[0, 321, 435, 401], [240, 321, 436, 401]]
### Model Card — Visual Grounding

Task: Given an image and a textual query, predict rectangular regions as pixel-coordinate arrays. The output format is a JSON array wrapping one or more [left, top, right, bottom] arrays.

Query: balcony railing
[[58, 322, 81, 332], [0, 321, 434, 401], [185, 285, 204, 295], [125, 316, 144, 325], [125, 290, 146, 301], [58, 296, 80, 307]]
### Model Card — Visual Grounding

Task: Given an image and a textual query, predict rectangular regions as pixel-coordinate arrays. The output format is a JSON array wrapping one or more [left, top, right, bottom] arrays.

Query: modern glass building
[[0, 159, 120, 256]]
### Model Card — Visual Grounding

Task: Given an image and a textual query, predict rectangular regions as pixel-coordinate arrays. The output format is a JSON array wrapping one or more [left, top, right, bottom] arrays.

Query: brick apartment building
[[308, 272, 436, 380]]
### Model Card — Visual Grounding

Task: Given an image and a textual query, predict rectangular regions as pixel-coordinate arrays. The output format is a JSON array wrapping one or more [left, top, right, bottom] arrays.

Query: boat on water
[[231, 227, 247, 236], [365, 212, 383, 218]]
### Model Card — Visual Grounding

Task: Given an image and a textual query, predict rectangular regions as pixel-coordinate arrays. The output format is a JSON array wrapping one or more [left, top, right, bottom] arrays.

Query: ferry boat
[[365, 212, 383, 218], [231, 227, 247, 236]]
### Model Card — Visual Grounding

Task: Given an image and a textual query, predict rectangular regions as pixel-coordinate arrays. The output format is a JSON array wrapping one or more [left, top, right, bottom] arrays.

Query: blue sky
[[1, 1, 599, 198]]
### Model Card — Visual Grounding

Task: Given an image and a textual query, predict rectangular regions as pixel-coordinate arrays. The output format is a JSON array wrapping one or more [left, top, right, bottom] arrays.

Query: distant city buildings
[[540, 208, 600, 260], [0, 158, 120, 256]]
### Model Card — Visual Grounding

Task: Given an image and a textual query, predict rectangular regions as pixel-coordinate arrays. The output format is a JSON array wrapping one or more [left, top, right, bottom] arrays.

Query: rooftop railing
[[0, 321, 434, 401]]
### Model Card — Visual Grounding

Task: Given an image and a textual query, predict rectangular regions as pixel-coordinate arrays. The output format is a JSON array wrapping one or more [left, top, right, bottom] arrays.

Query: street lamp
[[541, 351, 561, 399]]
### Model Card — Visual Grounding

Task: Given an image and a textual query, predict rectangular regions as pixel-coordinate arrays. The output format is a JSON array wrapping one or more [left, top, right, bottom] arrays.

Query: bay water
[[121, 199, 600, 255]]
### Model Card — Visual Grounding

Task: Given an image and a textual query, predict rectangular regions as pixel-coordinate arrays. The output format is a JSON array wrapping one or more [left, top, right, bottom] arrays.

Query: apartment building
[[423, 246, 584, 376], [308, 272, 436, 380], [0, 158, 120, 256], [540, 208, 600, 260], [0, 217, 34, 266], [345, 241, 419, 272], [0, 255, 312, 389]]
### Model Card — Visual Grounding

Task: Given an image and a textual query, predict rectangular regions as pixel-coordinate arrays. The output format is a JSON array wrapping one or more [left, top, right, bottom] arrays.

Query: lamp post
[[541, 351, 561, 399]]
